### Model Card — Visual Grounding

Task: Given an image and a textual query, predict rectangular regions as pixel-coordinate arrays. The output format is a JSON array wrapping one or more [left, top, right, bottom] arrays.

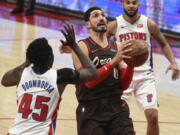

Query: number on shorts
[[113, 68, 119, 79], [18, 93, 50, 121]]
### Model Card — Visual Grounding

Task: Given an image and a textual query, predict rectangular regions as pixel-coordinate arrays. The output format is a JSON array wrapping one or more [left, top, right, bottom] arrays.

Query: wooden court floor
[[0, 7, 180, 135]]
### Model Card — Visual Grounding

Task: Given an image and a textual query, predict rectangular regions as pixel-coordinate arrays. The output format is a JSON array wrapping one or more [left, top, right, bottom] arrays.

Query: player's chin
[[98, 27, 107, 32]]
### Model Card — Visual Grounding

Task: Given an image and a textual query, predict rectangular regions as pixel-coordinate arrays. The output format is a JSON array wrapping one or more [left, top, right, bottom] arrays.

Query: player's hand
[[60, 24, 77, 49], [166, 63, 180, 80], [59, 45, 72, 54], [117, 41, 133, 53], [110, 42, 132, 66]]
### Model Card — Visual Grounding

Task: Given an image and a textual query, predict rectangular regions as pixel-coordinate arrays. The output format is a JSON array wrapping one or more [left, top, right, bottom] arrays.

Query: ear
[[85, 21, 91, 29]]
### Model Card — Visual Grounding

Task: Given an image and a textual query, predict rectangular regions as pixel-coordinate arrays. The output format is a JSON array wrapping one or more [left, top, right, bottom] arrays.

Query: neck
[[32, 66, 48, 74], [123, 14, 140, 24], [89, 31, 108, 48]]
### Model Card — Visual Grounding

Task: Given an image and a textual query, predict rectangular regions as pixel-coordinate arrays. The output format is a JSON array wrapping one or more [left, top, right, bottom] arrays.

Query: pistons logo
[[137, 24, 143, 28], [147, 94, 153, 103]]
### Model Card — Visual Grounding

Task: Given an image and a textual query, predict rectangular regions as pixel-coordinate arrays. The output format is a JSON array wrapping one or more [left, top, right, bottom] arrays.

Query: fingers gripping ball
[[124, 40, 149, 67]]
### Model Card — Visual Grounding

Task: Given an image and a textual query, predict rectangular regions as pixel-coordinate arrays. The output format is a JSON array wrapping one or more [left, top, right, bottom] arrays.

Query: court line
[[0, 118, 180, 125]]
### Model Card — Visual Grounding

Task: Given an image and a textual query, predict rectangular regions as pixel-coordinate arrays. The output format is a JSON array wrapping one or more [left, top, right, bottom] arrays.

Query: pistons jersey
[[115, 15, 152, 72], [8, 67, 61, 135]]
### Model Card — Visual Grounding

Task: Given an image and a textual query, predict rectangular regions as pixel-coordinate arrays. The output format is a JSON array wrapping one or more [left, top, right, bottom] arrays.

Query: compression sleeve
[[57, 68, 80, 84], [118, 66, 134, 90], [85, 63, 113, 88]]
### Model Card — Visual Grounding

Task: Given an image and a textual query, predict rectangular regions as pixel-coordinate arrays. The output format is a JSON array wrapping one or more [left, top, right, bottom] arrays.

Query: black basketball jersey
[[76, 37, 123, 102]]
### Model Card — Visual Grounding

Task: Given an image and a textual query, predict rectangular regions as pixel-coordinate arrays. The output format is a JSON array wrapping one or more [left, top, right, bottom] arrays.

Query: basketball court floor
[[0, 1, 180, 135]]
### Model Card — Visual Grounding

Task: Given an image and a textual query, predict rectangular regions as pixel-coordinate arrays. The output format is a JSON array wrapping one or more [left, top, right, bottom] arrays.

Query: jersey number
[[18, 93, 50, 121]]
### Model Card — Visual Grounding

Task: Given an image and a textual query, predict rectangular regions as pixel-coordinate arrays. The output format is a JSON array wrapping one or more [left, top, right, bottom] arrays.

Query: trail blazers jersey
[[8, 67, 60, 135], [116, 15, 152, 72], [76, 37, 122, 102]]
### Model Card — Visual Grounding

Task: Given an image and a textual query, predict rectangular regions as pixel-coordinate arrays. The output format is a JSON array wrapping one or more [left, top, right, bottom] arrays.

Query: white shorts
[[121, 70, 158, 110]]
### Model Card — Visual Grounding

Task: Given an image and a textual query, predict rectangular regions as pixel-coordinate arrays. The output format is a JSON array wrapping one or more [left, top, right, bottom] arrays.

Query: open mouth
[[97, 23, 106, 26]]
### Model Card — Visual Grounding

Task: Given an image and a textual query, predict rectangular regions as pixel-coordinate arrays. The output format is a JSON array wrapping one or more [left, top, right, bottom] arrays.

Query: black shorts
[[76, 96, 135, 135]]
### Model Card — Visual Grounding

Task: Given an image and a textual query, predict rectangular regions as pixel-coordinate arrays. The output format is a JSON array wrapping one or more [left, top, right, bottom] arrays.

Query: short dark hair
[[122, 0, 139, 3], [26, 38, 53, 69], [84, 7, 102, 22]]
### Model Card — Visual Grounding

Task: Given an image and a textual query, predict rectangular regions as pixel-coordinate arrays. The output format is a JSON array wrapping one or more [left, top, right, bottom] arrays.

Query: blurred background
[[7, 0, 180, 36]]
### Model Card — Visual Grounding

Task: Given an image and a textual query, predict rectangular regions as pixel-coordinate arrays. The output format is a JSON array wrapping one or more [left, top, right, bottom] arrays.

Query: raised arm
[[148, 19, 179, 80], [60, 24, 98, 82], [1, 60, 31, 86]]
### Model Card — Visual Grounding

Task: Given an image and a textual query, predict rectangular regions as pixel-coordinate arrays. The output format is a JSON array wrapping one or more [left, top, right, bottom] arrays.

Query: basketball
[[123, 40, 149, 67]]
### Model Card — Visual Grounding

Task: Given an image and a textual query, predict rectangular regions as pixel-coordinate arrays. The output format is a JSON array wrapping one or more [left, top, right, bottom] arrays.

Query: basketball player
[[1, 24, 98, 135], [72, 7, 135, 135], [107, 0, 180, 135]]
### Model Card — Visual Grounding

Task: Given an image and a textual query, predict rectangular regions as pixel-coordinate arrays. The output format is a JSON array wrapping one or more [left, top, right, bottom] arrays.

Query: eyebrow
[[90, 11, 104, 16]]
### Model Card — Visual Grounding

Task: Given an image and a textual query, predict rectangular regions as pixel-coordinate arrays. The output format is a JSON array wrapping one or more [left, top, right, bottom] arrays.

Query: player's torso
[[115, 15, 153, 72], [76, 37, 122, 102], [8, 67, 60, 135]]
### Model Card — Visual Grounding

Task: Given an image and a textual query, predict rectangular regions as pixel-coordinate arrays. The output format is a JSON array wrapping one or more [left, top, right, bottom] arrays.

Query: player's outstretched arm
[[148, 19, 180, 80], [1, 59, 31, 86], [60, 24, 98, 82]]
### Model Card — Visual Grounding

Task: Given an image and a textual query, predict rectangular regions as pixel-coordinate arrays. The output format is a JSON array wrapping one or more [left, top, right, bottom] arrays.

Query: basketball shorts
[[76, 96, 135, 135], [121, 70, 158, 110]]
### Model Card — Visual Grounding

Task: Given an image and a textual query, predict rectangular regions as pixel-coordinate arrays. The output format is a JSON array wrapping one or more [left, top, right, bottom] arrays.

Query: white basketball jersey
[[115, 15, 152, 72], [8, 67, 60, 135]]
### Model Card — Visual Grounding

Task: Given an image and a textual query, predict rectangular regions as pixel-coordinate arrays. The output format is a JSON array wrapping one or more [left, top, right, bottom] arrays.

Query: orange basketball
[[123, 40, 149, 67]]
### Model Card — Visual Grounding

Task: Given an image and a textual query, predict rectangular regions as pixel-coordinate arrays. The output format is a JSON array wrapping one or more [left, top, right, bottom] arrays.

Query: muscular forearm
[[161, 44, 176, 64], [1, 61, 30, 86]]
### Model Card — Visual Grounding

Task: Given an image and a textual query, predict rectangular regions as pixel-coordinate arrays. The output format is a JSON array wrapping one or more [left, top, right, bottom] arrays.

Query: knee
[[145, 109, 158, 125]]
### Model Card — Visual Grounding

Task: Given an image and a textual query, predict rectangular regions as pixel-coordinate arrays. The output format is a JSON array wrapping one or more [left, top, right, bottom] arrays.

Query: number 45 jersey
[[8, 67, 61, 135]]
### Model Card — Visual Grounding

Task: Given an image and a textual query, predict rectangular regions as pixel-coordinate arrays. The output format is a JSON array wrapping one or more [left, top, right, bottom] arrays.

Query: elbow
[[1, 78, 15, 87], [1, 79, 8, 87]]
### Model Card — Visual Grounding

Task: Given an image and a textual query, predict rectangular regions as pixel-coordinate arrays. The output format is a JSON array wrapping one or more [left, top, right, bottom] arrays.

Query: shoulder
[[108, 19, 117, 28], [140, 14, 148, 19], [147, 18, 159, 34], [77, 38, 89, 55], [78, 39, 88, 46], [107, 19, 117, 36], [147, 18, 157, 28], [21, 67, 31, 77], [116, 15, 123, 21]]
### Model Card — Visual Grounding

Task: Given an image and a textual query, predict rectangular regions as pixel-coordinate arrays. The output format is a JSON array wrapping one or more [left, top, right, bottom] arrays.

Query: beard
[[91, 26, 107, 33], [124, 8, 138, 18]]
